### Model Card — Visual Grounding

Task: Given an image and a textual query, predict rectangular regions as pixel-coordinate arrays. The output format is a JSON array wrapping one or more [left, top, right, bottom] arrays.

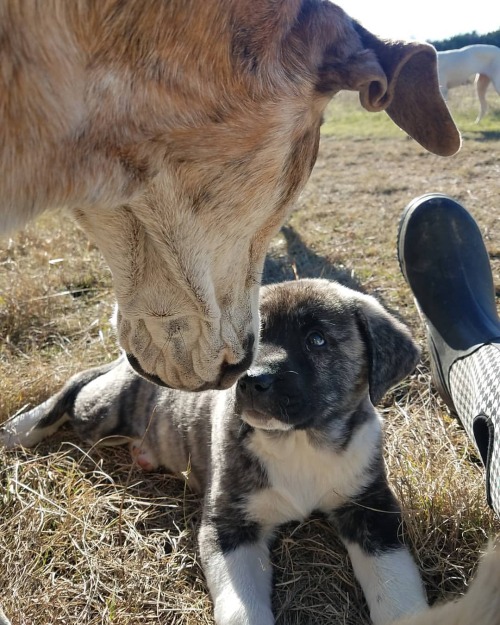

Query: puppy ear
[[355, 294, 420, 405]]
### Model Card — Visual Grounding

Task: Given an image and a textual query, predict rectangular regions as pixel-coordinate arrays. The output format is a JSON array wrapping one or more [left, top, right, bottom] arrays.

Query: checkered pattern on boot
[[450, 343, 500, 517]]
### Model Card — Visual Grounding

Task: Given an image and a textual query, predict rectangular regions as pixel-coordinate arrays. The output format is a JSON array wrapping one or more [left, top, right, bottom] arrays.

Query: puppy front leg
[[345, 541, 427, 625], [331, 479, 427, 625], [198, 520, 274, 625]]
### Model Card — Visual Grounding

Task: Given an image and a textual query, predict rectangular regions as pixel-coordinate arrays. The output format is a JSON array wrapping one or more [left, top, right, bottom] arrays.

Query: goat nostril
[[218, 337, 256, 385]]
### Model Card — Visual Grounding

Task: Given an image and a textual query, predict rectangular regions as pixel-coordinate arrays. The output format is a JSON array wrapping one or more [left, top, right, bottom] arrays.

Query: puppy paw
[[130, 440, 158, 471]]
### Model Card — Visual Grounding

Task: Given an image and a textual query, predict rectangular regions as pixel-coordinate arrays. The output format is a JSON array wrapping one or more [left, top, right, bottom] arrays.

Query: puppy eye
[[306, 331, 326, 348]]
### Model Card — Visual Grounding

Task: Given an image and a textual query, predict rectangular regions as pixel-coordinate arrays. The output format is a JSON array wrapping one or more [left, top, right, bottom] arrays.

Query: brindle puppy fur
[[0, 1, 460, 391], [2, 279, 428, 625]]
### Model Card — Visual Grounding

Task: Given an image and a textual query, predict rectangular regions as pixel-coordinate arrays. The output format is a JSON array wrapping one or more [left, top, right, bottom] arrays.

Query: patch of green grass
[[322, 92, 404, 139], [322, 85, 500, 141]]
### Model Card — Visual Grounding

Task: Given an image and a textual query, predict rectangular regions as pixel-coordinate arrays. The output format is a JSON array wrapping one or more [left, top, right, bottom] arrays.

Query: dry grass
[[1, 84, 500, 624]]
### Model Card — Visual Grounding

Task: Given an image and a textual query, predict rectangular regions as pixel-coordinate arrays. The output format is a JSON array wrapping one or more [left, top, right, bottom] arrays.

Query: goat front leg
[[198, 517, 274, 625], [330, 476, 427, 625]]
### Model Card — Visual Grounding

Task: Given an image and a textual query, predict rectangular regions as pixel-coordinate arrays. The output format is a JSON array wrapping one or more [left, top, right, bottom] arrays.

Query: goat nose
[[217, 334, 256, 389], [239, 372, 274, 393]]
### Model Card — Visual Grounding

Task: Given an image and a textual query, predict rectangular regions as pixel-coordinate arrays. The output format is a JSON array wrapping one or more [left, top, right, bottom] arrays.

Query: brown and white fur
[[3, 279, 500, 625], [0, 1, 460, 391], [437, 45, 500, 122]]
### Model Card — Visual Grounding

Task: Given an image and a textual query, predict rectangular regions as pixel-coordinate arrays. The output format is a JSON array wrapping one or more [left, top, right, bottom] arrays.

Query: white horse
[[437, 45, 500, 122]]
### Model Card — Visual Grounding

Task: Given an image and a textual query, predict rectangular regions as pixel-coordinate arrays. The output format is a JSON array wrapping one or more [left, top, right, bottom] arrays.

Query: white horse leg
[[475, 73, 490, 123]]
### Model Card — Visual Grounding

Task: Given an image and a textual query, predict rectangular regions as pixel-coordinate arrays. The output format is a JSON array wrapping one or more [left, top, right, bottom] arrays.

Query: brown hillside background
[[1, 85, 499, 624]]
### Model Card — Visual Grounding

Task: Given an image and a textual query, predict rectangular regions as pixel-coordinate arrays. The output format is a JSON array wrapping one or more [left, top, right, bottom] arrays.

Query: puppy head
[[235, 279, 419, 432]]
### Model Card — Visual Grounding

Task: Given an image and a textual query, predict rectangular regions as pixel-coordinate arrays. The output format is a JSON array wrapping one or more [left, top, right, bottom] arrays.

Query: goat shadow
[[262, 224, 412, 334], [466, 129, 500, 141], [263, 224, 362, 291]]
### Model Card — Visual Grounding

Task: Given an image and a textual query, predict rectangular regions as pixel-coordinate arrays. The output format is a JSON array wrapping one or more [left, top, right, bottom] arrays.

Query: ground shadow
[[465, 129, 500, 141], [263, 224, 415, 332], [263, 224, 363, 291]]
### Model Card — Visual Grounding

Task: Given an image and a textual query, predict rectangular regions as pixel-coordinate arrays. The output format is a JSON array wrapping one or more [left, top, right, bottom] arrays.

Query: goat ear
[[355, 294, 420, 405], [318, 23, 461, 157]]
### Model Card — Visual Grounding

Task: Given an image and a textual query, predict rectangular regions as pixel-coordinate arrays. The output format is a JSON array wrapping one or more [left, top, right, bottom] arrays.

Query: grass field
[[1, 83, 499, 625]]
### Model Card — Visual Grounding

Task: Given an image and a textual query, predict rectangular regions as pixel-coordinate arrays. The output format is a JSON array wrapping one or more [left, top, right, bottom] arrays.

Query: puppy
[[1, 279, 426, 625]]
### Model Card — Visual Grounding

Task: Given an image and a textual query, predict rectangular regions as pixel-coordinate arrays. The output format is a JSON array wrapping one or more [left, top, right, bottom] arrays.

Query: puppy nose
[[238, 372, 274, 393]]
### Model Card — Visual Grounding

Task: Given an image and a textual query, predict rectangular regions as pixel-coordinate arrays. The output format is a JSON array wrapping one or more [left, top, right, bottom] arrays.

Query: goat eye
[[306, 331, 326, 348]]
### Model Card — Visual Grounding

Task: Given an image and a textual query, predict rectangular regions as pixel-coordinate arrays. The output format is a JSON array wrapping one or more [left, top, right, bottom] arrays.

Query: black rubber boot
[[398, 193, 500, 515]]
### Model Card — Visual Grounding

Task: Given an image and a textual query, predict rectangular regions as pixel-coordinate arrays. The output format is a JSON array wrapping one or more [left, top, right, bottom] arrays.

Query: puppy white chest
[[245, 421, 380, 526]]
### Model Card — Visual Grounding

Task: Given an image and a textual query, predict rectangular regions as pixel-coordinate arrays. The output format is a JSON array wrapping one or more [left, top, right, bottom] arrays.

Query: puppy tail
[[1, 356, 125, 449], [395, 539, 500, 625]]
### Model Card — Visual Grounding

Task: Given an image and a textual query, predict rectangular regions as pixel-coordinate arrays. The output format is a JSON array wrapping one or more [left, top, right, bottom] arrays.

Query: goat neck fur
[[0, 1, 461, 391]]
